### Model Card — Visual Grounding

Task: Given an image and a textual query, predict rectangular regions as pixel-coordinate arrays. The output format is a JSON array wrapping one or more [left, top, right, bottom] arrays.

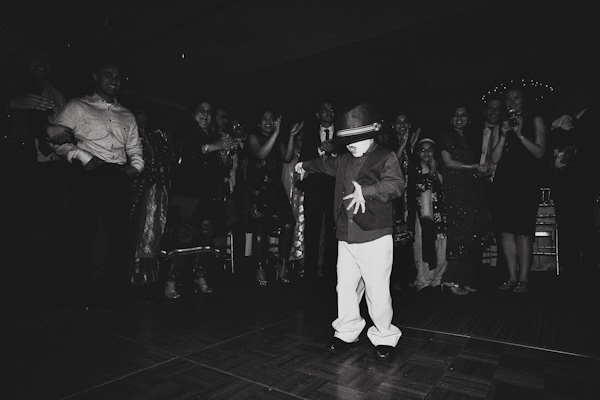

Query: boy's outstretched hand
[[344, 181, 365, 214]]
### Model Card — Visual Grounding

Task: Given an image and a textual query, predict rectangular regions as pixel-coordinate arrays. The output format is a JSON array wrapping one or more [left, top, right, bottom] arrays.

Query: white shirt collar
[[320, 125, 334, 141]]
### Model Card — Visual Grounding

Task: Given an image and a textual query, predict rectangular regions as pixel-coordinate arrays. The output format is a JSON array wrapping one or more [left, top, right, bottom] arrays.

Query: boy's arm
[[299, 154, 339, 177], [361, 153, 404, 203]]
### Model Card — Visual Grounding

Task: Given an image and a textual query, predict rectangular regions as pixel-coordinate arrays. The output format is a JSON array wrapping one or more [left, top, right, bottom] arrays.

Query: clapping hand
[[290, 121, 304, 137], [476, 163, 490, 177], [399, 131, 409, 146], [343, 181, 366, 214], [321, 139, 335, 154], [409, 127, 421, 150], [273, 116, 282, 135], [216, 136, 234, 151]]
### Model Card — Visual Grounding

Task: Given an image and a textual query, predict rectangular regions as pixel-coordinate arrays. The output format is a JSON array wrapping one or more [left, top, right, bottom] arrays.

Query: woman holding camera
[[491, 87, 547, 293]]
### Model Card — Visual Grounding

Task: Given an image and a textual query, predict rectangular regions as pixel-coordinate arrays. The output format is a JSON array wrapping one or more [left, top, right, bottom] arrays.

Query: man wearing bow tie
[[298, 101, 338, 284]]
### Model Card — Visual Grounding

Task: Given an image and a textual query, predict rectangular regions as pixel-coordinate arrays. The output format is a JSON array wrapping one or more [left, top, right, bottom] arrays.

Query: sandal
[[498, 281, 517, 291], [513, 282, 528, 293]]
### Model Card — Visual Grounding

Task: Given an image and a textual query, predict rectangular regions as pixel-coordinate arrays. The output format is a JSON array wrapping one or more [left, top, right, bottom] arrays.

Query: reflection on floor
[[5, 264, 599, 400]]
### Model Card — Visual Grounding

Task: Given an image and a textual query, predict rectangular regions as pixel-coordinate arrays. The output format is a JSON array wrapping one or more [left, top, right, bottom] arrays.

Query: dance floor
[[5, 264, 599, 399]]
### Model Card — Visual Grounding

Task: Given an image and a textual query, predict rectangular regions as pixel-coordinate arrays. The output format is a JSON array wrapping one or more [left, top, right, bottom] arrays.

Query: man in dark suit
[[298, 101, 338, 283]]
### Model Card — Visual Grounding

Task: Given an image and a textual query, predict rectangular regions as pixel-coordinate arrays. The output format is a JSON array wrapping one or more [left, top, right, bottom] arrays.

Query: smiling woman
[[491, 86, 548, 293], [438, 104, 491, 295]]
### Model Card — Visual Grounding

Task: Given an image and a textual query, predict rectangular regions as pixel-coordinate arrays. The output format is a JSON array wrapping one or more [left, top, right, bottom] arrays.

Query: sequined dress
[[129, 129, 172, 285], [438, 128, 491, 260]]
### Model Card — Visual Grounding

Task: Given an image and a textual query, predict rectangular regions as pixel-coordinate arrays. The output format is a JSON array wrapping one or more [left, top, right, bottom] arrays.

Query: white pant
[[332, 235, 402, 347]]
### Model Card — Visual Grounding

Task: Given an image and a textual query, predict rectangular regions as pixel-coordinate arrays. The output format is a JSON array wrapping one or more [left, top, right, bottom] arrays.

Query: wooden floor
[[5, 263, 599, 400]]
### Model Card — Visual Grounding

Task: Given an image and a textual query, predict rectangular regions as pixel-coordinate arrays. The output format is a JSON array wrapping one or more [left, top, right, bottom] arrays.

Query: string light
[[482, 78, 554, 103]]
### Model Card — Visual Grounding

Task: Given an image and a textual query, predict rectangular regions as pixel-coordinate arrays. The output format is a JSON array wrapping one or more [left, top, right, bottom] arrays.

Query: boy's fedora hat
[[333, 102, 386, 147]]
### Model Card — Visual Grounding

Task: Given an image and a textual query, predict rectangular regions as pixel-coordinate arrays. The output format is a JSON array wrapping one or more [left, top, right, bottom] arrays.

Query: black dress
[[244, 132, 295, 232], [438, 126, 491, 286], [493, 113, 542, 236], [438, 127, 491, 260], [160, 122, 223, 282]]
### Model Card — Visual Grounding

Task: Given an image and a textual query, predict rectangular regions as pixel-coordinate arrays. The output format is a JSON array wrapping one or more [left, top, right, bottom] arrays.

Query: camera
[[508, 109, 519, 127]]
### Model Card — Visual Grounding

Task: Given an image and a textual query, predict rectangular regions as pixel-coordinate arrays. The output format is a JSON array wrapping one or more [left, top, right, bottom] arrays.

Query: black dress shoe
[[375, 345, 395, 361], [326, 337, 357, 354]]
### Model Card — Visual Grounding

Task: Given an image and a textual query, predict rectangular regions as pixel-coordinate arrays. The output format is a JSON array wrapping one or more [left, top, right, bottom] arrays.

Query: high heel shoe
[[256, 267, 268, 287], [275, 259, 290, 284], [442, 282, 468, 295], [194, 277, 213, 294], [164, 281, 180, 299]]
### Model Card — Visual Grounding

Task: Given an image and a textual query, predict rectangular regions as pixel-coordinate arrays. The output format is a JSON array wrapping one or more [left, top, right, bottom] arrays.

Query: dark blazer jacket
[[298, 120, 335, 194]]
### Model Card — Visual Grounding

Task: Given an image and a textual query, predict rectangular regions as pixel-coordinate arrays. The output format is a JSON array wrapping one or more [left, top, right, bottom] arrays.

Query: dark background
[[3, 0, 598, 132]]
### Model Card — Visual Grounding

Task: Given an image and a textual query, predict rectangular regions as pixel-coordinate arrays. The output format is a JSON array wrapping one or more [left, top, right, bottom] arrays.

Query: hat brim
[[332, 130, 380, 148]]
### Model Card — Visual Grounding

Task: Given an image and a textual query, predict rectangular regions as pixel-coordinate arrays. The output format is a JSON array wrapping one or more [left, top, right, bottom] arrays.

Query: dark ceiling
[[3, 0, 598, 130]]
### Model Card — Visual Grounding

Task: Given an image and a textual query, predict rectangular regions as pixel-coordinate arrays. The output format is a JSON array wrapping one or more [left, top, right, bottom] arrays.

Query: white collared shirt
[[54, 92, 144, 172], [319, 125, 333, 142], [317, 124, 334, 156]]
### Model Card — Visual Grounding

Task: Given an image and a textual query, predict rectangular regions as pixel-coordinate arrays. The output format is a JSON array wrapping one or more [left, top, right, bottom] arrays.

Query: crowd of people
[[3, 40, 599, 314]]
